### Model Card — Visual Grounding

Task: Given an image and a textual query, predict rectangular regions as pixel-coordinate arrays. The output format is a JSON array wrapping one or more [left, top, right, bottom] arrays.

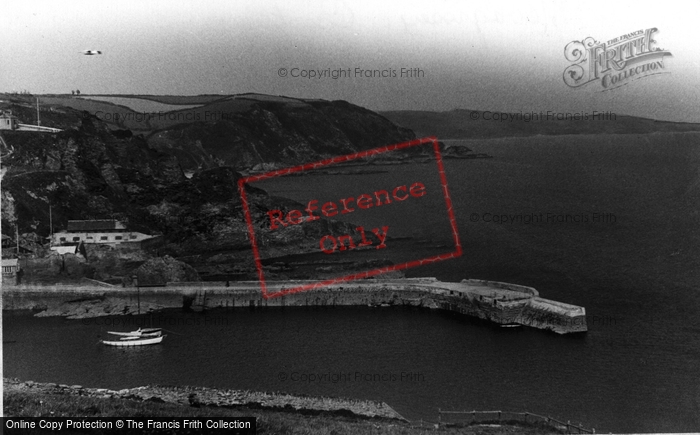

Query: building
[[0, 110, 19, 130], [50, 245, 78, 255], [2, 258, 19, 274], [51, 220, 161, 248], [2, 258, 20, 284]]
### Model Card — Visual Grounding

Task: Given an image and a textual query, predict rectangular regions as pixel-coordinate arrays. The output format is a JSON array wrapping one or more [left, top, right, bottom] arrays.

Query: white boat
[[137, 328, 163, 334], [106, 328, 162, 338], [101, 335, 165, 347]]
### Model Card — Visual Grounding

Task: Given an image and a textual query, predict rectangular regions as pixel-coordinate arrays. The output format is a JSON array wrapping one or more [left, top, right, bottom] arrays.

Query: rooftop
[[50, 246, 78, 255], [2, 258, 19, 266], [66, 220, 126, 232]]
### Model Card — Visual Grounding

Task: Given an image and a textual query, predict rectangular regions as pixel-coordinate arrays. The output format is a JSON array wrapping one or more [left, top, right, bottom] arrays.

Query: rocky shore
[[4, 378, 572, 434], [3, 378, 405, 421]]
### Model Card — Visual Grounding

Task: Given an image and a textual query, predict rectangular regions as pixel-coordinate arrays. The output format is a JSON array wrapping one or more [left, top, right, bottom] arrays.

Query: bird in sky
[[81, 50, 102, 55]]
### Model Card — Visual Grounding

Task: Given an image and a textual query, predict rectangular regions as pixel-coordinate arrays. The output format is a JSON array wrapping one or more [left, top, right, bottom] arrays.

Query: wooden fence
[[438, 409, 595, 434]]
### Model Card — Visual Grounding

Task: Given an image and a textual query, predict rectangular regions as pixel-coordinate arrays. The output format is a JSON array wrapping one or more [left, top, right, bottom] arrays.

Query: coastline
[[3, 378, 405, 421], [2, 278, 587, 334], [3, 378, 570, 434]]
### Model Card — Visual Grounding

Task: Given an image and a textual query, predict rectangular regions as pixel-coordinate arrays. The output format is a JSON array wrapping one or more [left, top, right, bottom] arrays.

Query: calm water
[[4, 134, 700, 432]]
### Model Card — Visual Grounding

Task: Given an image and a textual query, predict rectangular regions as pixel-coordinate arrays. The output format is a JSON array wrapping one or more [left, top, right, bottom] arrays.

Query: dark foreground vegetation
[[4, 379, 564, 435]]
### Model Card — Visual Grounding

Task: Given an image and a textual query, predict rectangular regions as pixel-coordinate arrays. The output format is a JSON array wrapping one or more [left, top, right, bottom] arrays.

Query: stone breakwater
[[2, 278, 587, 334], [3, 378, 405, 421]]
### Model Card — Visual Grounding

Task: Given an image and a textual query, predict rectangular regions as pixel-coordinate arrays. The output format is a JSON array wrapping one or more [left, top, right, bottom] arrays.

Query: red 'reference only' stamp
[[237, 136, 462, 299]]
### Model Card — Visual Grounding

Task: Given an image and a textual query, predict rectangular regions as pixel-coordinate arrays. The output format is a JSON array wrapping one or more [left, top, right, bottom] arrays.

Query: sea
[[4, 133, 700, 432]]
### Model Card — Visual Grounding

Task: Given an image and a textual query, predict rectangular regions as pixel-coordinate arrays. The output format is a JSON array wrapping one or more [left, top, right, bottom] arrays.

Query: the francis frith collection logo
[[563, 27, 672, 91]]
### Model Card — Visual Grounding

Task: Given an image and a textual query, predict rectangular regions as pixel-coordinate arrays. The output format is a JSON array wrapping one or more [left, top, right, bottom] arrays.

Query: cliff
[[0, 99, 394, 282], [147, 97, 418, 171], [126, 255, 200, 286], [2, 94, 423, 172]]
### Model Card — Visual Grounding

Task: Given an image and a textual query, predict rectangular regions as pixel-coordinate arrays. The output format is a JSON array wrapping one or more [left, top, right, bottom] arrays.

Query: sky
[[2, 0, 699, 122]]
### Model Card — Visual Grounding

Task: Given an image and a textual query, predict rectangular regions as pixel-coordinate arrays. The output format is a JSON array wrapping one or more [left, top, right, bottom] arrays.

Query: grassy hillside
[[85, 94, 230, 105], [4, 379, 565, 435], [1, 93, 419, 172]]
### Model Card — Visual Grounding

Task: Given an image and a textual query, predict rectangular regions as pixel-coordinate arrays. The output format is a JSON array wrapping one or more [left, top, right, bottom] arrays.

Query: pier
[[3, 278, 587, 334]]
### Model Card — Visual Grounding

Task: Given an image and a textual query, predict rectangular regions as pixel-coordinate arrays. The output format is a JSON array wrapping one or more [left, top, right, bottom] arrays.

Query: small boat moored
[[106, 328, 163, 338], [101, 335, 165, 347]]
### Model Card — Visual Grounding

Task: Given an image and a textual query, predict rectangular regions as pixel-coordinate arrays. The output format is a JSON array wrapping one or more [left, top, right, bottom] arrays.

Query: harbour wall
[[2, 278, 587, 334]]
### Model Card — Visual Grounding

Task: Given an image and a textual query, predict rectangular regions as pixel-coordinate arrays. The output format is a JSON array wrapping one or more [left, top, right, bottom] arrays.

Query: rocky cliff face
[[19, 254, 95, 283], [125, 255, 200, 286], [2, 94, 417, 172], [146, 98, 416, 171], [1, 116, 185, 237], [1, 96, 415, 282]]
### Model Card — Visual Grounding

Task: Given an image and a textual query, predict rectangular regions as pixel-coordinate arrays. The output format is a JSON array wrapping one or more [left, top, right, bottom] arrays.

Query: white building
[[2, 258, 20, 284], [51, 219, 158, 246], [2, 258, 19, 274], [0, 110, 19, 130]]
